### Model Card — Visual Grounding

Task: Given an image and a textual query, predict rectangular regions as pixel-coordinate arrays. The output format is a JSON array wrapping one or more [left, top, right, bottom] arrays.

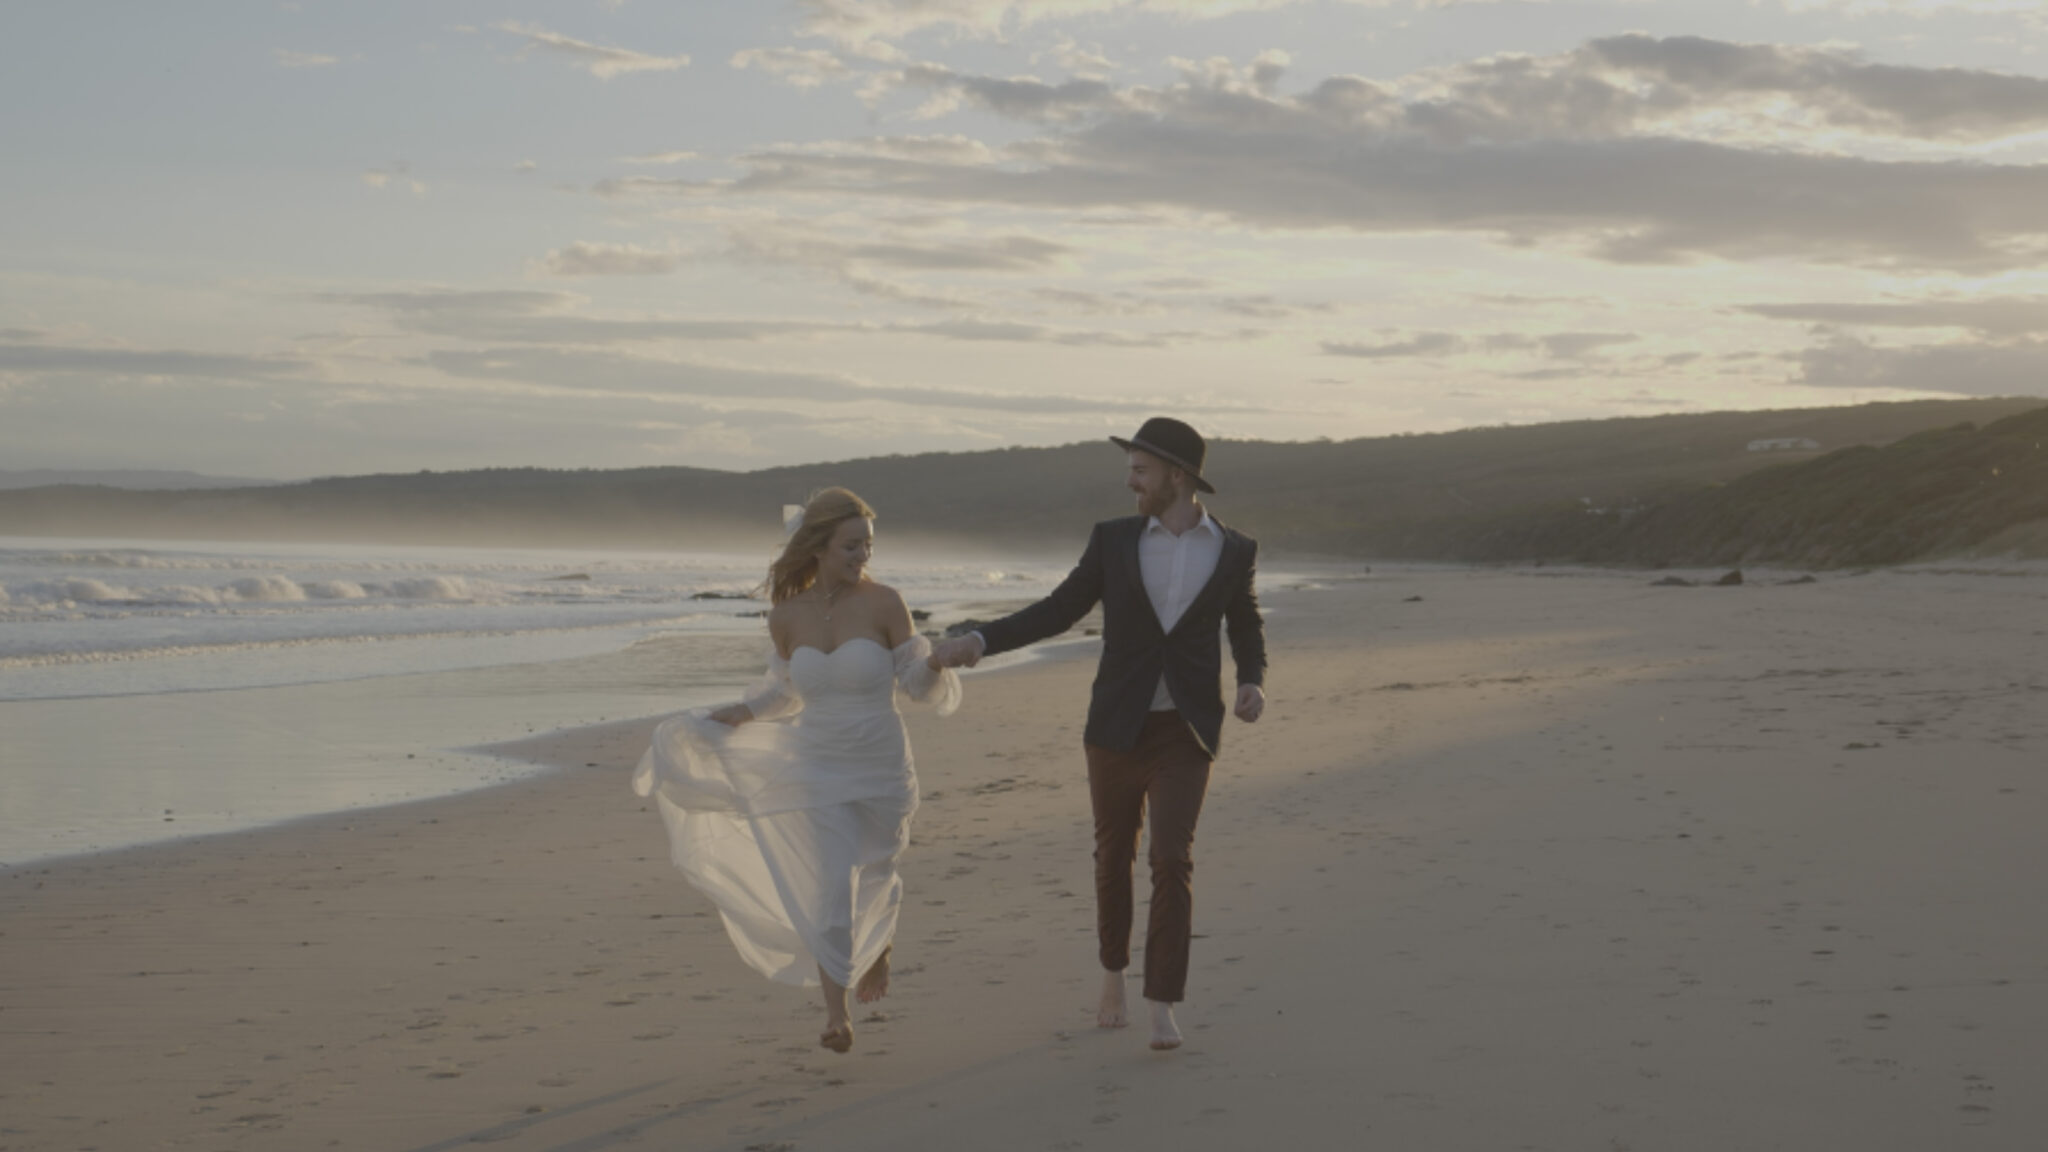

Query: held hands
[[927, 634, 985, 670], [1234, 683, 1265, 723], [708, 703, 753, 727]]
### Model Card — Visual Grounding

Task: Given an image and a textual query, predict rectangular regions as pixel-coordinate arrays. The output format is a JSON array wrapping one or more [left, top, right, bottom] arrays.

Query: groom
[[932, 416, 1267, 1051]]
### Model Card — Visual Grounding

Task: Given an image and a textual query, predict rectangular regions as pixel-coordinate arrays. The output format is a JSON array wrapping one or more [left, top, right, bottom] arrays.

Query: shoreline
[[0, 590, 1078, 871], [10, 556, 2042, 871]]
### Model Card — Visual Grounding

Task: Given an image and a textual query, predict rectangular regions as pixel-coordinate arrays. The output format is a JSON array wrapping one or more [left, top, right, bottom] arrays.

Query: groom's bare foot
[[1097, 970, 1129, 1029], [1148, 999, 1183, 1051], [855, 946, 891, 1004], [819, 1021, 853, 1054]]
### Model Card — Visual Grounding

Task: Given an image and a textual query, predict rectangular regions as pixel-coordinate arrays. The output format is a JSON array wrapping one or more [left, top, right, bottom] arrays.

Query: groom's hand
[[1234, 683, 1265, 723]]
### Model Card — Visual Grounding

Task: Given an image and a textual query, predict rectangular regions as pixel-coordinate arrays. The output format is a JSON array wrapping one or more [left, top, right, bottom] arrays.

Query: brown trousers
[[1084, 710, 1213, 1003]]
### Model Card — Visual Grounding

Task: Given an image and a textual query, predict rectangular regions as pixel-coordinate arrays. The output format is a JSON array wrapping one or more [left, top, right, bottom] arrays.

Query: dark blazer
[[978, 514, 1266, 757]]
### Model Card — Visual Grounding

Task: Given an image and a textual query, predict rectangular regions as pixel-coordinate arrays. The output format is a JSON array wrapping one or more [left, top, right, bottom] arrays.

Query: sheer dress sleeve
[[741, 648, 803, 722], [892, 635, 961, 717]]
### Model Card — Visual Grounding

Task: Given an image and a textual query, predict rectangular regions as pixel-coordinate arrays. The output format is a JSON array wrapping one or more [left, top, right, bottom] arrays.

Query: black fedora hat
[[1111, 416, 1215, 494]]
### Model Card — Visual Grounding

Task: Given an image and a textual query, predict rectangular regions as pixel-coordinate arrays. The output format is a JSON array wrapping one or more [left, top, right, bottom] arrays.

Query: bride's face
[[816, 517, 874, 587]]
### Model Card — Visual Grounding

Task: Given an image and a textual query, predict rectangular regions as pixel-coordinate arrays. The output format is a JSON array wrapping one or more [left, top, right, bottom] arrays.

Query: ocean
[[0, 536, 1068, 866]]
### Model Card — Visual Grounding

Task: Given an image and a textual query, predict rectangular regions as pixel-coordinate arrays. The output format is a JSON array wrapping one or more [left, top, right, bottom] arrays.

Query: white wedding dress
[[632, 635, 960, 988]]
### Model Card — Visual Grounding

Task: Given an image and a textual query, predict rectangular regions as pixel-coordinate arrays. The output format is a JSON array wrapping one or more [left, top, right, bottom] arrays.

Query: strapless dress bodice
[[789, 637, 898, 715]]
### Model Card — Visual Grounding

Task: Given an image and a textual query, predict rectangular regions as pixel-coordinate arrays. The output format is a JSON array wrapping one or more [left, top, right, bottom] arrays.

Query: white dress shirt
[[1141, 509, 1224, 711]]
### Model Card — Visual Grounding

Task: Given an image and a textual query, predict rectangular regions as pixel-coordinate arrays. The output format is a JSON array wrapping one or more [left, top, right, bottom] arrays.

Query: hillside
[[1573, 405, 2048, 568], [2, 397, 2043, 566]]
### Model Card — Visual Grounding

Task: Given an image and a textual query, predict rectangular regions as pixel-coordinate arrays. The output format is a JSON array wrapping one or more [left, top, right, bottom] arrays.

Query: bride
[[631, 487, 959, 1053]]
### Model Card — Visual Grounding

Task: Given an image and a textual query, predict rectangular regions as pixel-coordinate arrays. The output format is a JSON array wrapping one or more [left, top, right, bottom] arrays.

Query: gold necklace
[[817, 581, 847, 622]]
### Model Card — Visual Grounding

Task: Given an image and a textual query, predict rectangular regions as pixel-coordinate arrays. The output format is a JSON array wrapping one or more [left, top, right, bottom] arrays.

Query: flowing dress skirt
[[633, 637, 953, 988]]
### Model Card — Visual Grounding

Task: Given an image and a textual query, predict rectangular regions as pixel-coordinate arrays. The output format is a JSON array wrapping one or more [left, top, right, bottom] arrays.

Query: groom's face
[[1126, 450, 1182, 518]]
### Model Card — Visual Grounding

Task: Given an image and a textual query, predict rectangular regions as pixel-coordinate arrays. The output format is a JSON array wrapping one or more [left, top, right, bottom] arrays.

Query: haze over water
[[0, 537, 1068, 866]]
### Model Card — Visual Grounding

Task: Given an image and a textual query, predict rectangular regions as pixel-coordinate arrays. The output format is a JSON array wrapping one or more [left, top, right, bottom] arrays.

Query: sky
[[4, 0, 2048, 480]]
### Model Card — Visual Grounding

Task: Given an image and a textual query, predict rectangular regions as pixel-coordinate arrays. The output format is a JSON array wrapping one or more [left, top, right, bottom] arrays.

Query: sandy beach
[[5, 566, 2048, 1151]]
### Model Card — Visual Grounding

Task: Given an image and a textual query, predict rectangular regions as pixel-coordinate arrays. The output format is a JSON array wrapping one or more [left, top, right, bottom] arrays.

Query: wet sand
[[4, 567, 2047, 1150]]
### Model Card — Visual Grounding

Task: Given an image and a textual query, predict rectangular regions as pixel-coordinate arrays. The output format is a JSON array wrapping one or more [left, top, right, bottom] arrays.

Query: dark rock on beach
[[1650, 576, 1696, 587], [1714, 569, 1744, 586]]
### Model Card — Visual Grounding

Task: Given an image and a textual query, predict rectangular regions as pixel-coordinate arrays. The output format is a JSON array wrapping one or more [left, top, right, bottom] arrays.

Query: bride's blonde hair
[[767, 487, 876, 604]]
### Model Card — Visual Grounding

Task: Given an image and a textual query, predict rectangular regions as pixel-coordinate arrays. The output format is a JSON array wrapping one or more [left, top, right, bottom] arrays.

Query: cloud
[[1741, 297, 2048, 337], [732, 46, 853, 89], [715, 38, 2048, 271], [726, 224, 1068, 272], [322, 289, 847, 344], [493, 21, 689, 79], [591, 174, 714, 198], [1775, 0, 2044, 12], [421, 345, 1202, 413], [536, 242, 683, 277], [274, 49, 336, 69], [0, 342, 312, 381], [1322, 330, 1637, 359], [1573, 33, 2048, 143], [1211, 294, 1332, 319], [1795, 334, 2048, 396], [620, 150, 698, 165], [1043, 34, 1116, 80], [1612, 389, 1691, 408], [888, 319, 1167, 347], [362, 162, 427, 196], [791, 0, 1462, 47], [1534, 331, 1638, 358], [1030, 286, 1165, 316], [1323, 332, 1464, 359], [0, 370, 816, 477], [323, 289, 1176, 349], [720, 223, 1073, 307], [896, 63, 1118, 123]]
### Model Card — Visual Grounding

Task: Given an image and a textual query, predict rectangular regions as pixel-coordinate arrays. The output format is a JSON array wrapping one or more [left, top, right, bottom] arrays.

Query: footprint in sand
[[1960, 1074, 1994, 1123]]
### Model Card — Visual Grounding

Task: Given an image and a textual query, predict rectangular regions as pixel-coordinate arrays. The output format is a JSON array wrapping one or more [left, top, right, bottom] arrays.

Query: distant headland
[[3, 397, 2043, 569]]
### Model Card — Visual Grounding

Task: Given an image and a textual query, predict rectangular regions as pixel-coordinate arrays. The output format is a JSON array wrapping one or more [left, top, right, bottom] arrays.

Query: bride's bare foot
[[855, 946, 891, 1004], [818, 965, 854, 1053], [1148, 999, 1183, 1051], [1097, 970, 1129, 1029]]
